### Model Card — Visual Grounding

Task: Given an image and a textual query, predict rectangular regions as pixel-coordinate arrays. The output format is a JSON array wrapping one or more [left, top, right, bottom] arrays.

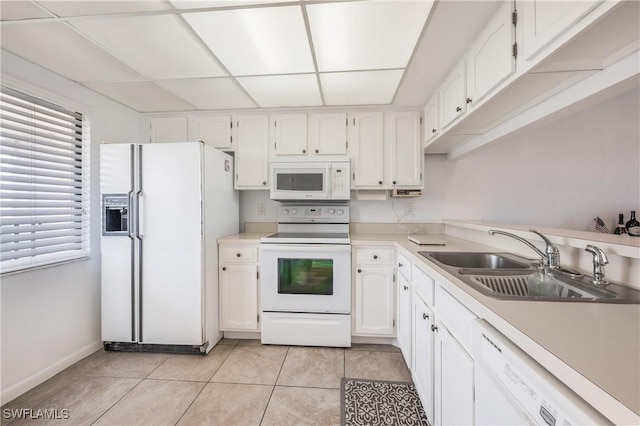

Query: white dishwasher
[[472, 319, 611, 426]]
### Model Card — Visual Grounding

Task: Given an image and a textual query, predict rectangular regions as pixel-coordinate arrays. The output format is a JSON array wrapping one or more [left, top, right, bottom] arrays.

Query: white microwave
[[270, 161, 351, 201]]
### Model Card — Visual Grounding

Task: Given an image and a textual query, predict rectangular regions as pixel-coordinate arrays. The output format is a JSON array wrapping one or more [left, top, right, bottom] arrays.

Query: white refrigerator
[[100, 142, 238, 354]]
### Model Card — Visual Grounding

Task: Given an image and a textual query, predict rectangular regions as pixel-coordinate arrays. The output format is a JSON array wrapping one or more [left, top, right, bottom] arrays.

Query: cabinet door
[[188, 116, 232, 149], [390, 111, 422, 187], [424, 94, 439, 143], [435, 322, 474, 426], [274, 114, 307, 156], [412, 296, 434, 425], [148, 117, 187, 143], [352, 112, 384, 188], [521, 0, 603, 61], [440, 61, 466, 128], [466, 1, 516, 106], [235, 114, 269, 189], [354, 266, 395, 336], [310, 113, 348, 155], [397, 274, 412, 366], [220, 264, 259, 331]]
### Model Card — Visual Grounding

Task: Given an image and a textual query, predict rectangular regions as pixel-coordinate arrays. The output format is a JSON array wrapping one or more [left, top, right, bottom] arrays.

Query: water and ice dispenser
[[102, 194, 129, 235]]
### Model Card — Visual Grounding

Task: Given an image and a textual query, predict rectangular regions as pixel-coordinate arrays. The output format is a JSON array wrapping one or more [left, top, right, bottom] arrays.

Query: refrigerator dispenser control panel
[[102, 194, 129, 236]]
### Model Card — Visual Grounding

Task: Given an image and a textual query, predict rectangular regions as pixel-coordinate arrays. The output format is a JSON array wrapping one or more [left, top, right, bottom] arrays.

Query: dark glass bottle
[[613, 214, 627, 235], [626, 211, 640, 236]]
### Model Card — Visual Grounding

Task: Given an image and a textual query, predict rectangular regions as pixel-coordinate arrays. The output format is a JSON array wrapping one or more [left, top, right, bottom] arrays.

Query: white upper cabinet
[[520, 0, 604, 62], [309, 113, 348, 155], [424, 94, 439, 143], [389, 111, 422, 187], [188, 115, 232, 149], [235, 114, 269, 189], [147, 117, 187, 143], [466, 1, 516, 107], [352, 112, 384, 188], [274, 113, 307, 156], [439, 60, 466, 129]]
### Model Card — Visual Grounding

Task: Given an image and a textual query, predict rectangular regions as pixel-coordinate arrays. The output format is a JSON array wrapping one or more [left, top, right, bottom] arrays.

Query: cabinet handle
[[456, 106, 462, 112], [315, 149, 319, 154], [373, 255, 378, 260], [432, 129, 437, 134], [357, 269, 362, 273], [236, 253, 241, 257], [466, 98, 472, 104], [398, 263, 403, 267], [392, 180, 397, 185], [423, 313, 429, 320], [197, 139, 204, 143], [379, 181, 383, 185], [431, 324, 438, 332], [222, 266, 227, 271], [403, 285, 408, 291], [262, 181, 267, 186], [302, 149, 306, 154]]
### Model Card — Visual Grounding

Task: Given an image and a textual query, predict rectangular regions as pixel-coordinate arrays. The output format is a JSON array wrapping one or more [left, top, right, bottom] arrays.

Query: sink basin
[[420, 251, 640, 303], [420, 252, 532, 269]]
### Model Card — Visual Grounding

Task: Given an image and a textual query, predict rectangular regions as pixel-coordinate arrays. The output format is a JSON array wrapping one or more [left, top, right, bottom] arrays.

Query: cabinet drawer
[[397, 252, 412, 280], [220, 245, 258, 263], [355, 247, 395, 266], [436, 285, 477, 355], [412, 265, 434, 307]]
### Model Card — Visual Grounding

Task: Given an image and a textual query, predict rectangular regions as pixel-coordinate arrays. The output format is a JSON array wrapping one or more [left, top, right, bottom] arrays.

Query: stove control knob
[[337, 209, 344, 216], [283, 209, 290, 216], [328, 208, 336, 215], [291, 208, 298, 215]]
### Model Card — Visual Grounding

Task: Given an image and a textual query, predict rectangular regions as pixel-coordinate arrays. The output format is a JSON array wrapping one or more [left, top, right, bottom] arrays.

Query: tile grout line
[[89, 377, 145, 425], [258, 345, 290, 426]]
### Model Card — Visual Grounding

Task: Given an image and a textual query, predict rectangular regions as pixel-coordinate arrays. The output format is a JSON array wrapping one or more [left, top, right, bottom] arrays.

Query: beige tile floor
[[2, 340, 411, 426]]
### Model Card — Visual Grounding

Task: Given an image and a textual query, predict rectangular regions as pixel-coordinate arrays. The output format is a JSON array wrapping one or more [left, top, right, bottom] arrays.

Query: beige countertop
[[353, 231, 640, 424], [220, 230, 639, 423]]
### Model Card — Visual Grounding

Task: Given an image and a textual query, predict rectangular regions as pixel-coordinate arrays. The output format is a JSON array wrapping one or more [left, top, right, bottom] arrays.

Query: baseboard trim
[[1, 339, 102, 405]]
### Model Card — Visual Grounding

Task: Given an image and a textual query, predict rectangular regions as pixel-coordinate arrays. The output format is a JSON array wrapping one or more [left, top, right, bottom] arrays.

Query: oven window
[[278, 259, 333, 295], [276, 173, 324, 191]]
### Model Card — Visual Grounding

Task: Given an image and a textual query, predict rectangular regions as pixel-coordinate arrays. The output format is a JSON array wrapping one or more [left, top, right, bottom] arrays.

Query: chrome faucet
[[585, 245, 609, 286], [488, 229, 561, 269]]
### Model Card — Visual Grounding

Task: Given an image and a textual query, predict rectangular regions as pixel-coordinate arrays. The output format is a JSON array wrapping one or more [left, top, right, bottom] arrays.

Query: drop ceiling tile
[[0, 22, 146, 82], [37, 1, 169, 17], [170, 0, 298, 9], [321, 70, 404, 106], [307, 0, 434, 72], [72, 14, 227, 79], [183, 6, 314, 76], [0, 1, 54, 20], [83, 81, 195, 112], [159, 78, 256, 109], [237, 74, 321, 107]]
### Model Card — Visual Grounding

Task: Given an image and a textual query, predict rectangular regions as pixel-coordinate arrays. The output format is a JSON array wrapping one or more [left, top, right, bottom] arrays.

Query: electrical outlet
[[258, 203, 266, 216], [404, 203, 415, 216]]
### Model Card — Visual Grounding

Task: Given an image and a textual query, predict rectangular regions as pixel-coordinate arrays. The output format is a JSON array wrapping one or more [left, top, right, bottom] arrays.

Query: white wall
[[0, 51, 142, 402], [240, 88, 640, 232]]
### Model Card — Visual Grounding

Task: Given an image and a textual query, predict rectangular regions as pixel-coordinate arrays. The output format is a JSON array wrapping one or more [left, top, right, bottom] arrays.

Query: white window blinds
[[0, 85, 89, 274]]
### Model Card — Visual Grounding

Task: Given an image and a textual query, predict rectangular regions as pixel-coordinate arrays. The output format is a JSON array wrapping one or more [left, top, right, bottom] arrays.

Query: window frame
[[0, 83, 91, 275]]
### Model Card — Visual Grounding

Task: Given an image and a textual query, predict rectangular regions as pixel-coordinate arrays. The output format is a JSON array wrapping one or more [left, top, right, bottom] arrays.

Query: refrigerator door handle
[[137, 192, 145, 238]]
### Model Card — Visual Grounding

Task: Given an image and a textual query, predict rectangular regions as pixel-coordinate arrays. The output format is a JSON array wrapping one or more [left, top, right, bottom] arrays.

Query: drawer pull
[[236, 253, 241, 257], [423, 313, 429, 320], [373, 255, 378, 259], [431, 324, 438, 332], [222, 267, 227, 271], [357, 269, 362, 273], [403, 285, 408, 291], [398, 263, 403, 267]]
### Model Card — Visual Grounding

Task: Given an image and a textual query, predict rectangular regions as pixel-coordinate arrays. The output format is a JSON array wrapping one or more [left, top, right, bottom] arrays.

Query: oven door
[[270, 163, 330, 201], [260, 244, 351, 314]]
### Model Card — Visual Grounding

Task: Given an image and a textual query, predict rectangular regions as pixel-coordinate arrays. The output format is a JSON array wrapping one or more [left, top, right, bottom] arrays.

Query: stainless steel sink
[[424, 252, 532, 269], [419, 251, 640, 304]]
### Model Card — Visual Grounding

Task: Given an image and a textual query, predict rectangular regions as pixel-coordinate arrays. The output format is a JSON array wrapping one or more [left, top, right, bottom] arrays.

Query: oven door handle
[[259, 244, 351, 253]]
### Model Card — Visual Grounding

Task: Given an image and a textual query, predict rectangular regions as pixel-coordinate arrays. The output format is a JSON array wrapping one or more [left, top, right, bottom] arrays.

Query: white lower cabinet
[[354, 266, 395, 336], [412, 293, 435, 424], [397, 273, 412, 366], [219, 244, 260, 332], [435, 321, 475, 425]]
